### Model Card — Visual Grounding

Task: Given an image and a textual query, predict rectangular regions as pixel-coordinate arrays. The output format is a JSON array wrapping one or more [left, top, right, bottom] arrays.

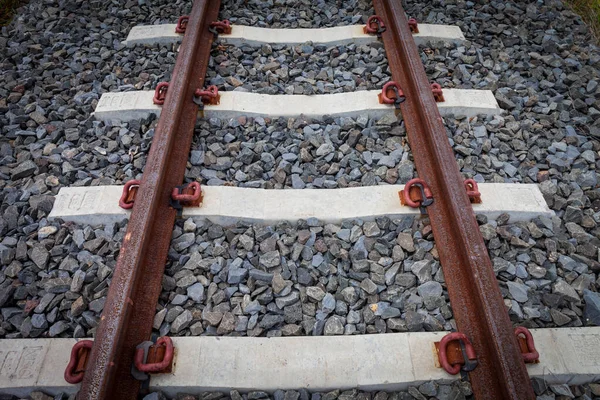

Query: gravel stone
[[417, 281, 443, 298], [583, 290, 600, 326], [506, 281, 529, 303], [324, 315, 344, 335], [187, 283, 205, 303]]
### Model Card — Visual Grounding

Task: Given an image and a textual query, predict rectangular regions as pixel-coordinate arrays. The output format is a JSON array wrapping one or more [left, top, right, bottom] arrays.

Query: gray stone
[[260, 250, 281, 268], [249, 269, 273, 282], [275, 291, 300, 309], [583, 290, 600, 326], [306, 286, 326, 301], [321, 293, 336, 314], [411, 260, 432, 283], [172, 233, 195, 251], [553, 280, 579, 302], [549, 384, 574, 397], [171, 310, 193, 333], [187, 283, 205, 303], [360, 278, 378, 295], [11, 160, 37, 180], [363, 221, 381, 237], [48, 321, 69, 337], [405, 311, 425, 332], [218, 312, 236, 334], [30, 246, 49, 268], [259, 314, 284, 329], [506, 281, 529, 303], [171, 294, 188, 306], [228, 267, 248, 284], [324, 316, 344, 335], [341, 287, 358, 304], [417, 281, 443, 298]]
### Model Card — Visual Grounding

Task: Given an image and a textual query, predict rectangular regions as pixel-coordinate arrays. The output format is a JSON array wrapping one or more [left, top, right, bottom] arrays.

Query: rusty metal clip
[[399, 178, 433, 214], [408, 17, 419, 33], [193, 85, 220, 110], [364, 15, 386, 35], [515, 327, 539, 363], [175, 15, 189, 33], [170, 181, 203, 213], [379, 81, 405, 109], [209, 19, 232, 35], [431, 82, 445, 102], [64, 340, 93, 384], [119, 180, 141, 209], [153, 82, 169, 105], [133, 336, 174, 380], [464, 178, 482, 204], [438, 332, 478, 375]]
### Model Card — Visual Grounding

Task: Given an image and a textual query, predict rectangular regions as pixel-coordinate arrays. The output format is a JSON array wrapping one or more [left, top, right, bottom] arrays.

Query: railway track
[[1, 0, 600, 399], [72, 1, 536, 398]]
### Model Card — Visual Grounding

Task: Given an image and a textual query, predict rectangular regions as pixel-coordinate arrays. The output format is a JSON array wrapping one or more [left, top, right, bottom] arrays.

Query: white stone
[[124, 23, 465, 48], [2, 328, 600, 395], [93, 89, 501, 122], [48, 184, 553, 227]]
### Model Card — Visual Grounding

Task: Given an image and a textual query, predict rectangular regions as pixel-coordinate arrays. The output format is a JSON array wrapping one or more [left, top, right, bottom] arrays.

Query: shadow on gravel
[[0, 0, 26, 27]]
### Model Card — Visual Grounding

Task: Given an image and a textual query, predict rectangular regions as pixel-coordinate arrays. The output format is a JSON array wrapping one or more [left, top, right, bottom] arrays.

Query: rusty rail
[[76, 1, 221, 398], [373, 1, 535, 399]]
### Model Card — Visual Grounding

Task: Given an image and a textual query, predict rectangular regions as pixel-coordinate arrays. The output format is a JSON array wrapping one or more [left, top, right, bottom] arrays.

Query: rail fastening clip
[[408, 17, 419, 33], [379, 81, 406, 110], [399, 178, 434, 214], [170, 181, 203, 217], [209, 19, 232, 35], [64, 340, 94, 384], [193, 85, 220, 110], [364, 15, 386, 36], [119, 179, 141, 209], [515, 327, 540, 363], [437, 332, 478, 375], [153, 82, 169, 105], [132, 336, 175, 381], [464, 178, 482, 204], [431, 82, 445, 102], [175, 15, 189, 34]]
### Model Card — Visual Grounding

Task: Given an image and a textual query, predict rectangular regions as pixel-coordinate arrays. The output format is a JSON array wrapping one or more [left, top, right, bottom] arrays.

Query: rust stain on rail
[[76, 1, 222, 399], [373, 1, 535, 399]]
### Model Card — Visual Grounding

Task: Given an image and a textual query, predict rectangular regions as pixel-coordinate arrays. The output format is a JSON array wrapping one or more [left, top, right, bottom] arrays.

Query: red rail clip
[[175, 15, 189, 33], [209, 20, 232, 34], [119, 179, 141, 209], [515, 327, 539, 363], [438, 332, 478, 375], [171, 181, 203, 209], [193, 85, 220, 106], [408, 17, 419, 33], [134, 337, 174, 373], [379, 81, 406, 108], [64, 340, 93, 384], [153, 82, 169, 105], [399, 178, 434, 210], [431, 82, 445, 102], [464, 179, 482, 204], [363, 15, 386, 35]]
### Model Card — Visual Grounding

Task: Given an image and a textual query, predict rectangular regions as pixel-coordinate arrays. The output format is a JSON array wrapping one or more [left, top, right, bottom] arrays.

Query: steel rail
[[373, 1, 535, 398], [77, 0, 221, 398]]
